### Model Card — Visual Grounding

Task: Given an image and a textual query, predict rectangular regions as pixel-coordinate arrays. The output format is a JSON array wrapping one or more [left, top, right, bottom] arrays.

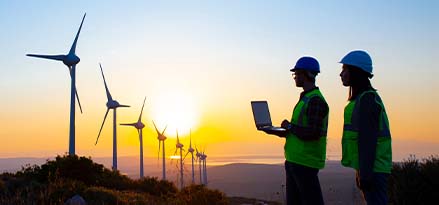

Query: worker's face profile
[[293, 70, 306, 87], [340, 65, 350, 86]]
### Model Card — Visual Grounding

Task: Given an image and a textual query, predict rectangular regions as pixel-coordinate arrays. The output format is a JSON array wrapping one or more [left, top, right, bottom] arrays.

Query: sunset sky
[[0, 1, 438, 161]]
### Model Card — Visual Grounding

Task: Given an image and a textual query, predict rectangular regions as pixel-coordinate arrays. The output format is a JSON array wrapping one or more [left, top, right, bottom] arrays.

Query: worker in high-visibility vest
[[264, 56, 329, 205], [339, 50, 392, 205]]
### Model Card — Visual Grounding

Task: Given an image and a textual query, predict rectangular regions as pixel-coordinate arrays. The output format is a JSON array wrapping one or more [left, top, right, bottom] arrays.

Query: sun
[[150, 90, 198, 138]]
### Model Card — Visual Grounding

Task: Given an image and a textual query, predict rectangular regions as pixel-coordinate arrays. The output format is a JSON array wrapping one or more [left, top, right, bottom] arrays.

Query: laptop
[[251, 101, 286, 132]]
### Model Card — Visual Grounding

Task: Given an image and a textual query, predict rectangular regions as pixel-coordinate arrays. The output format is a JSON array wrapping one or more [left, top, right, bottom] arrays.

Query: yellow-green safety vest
[[341, 90, 392, 173], [284, 89, 328, 169]]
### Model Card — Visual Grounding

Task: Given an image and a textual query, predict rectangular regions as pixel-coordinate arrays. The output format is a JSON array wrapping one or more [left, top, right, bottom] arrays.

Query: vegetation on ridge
[[388, 155, 439, 204], [0, 155, 228, 205]]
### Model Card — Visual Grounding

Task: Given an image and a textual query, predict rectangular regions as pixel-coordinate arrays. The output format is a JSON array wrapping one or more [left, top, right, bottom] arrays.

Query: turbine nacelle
[[106, 100, 129, 109], [106, 100, 120, 108], [188, 147, 195, 153], [158, 135, 167, 141], [152, 121, 167, 141], [176, 143, 184, 149], [63, 54, 80, 66], [135, 122, 145, 129]]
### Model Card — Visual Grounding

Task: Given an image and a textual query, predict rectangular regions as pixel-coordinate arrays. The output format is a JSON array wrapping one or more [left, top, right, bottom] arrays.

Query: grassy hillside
[[0, 155, 229, 205]]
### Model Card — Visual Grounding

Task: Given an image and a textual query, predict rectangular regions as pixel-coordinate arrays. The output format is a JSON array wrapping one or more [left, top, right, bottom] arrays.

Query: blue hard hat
[[339, 50, 373, 74], [290, 56, 320, 73]]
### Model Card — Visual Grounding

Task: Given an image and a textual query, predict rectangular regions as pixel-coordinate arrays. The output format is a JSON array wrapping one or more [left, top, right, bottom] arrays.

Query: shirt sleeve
[[291, 96, 328, 141], [358, 92, 381, 180]]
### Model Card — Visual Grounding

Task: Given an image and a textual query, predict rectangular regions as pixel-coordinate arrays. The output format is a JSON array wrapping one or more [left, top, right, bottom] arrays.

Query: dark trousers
[[285, 161, 324, 205], [356, 172, 389, 205]]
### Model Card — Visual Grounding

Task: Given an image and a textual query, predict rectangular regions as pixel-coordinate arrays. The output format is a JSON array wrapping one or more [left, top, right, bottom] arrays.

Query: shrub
[[136, 177, 178, 197], [83, 186, 121, 204], [0, 179, 5, 195], [389, 155, 439, 204], [47, 178, 87, 203], [83, 186, 162, 205], [178, 184, 228, 205]]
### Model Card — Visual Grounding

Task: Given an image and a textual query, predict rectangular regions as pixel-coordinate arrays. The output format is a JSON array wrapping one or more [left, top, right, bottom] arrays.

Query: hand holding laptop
[[251, 101, 287, 137]]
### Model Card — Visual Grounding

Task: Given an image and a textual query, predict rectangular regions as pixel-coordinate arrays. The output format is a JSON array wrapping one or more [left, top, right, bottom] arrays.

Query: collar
[[300, 87, 319, 99]]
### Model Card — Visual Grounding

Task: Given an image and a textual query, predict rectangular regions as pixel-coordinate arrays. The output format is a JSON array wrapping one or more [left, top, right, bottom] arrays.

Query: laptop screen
[[251, 101, 272, 128]]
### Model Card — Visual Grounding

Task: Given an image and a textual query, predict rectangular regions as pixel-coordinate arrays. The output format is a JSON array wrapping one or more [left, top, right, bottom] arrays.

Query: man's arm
[[358, 92, 381, 191]]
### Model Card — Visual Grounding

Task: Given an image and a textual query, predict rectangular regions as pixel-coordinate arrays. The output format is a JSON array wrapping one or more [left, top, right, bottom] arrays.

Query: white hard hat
[[339, 50, 373, 74]]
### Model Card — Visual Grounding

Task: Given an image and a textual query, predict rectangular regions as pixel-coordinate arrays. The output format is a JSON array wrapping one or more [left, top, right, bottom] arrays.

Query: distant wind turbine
[[200, 150, 208, 185], [183, 130, 195, 184], [196, 148, 202, 184], [153, 121, 167, 180], [95, 63, 130, 171], [26, 13, 86, 155], [120, 97, 146, 178], [174, 130, 184, 189]]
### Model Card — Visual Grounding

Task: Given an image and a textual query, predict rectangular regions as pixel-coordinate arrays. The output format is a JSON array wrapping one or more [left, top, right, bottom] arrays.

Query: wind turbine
[[196, 148, 203, 184], [153, 121, 167, 180], [174, 130, 184, 189], [120, 97, 146, 178], [183, 130, 195, 184], [201, 150, 208, 185], [95, 63, 130, 171], [26, 13, 86, 155]]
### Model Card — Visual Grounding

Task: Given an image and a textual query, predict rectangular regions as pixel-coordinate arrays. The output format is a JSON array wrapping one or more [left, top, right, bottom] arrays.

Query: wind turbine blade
[[75, 89, 83, 113], [152, 121, 160, 134], [189, 129, 192, 148], [118, 104, 130, 108], [138, 97, 146, 122], [162, 125, 168, 135], [99, 63, 113, 101], [120, 123, 136, 126], [176, 130, 179, 143], [183, 151, 190, 161], [69, 13, 86, 55], [95, 108, 110, 145], [26, 54, 65, 61], [71, 64, 83, 114]]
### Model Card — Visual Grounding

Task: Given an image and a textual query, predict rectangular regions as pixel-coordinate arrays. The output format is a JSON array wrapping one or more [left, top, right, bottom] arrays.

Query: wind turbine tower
[[201, 151, 208, 185], [175, 131, 184, 189], [26, 13, 86, 155], [196, 148, 202, 184], [153, 121, 167, 180], [183, 130, 195, 184], [120, 97, 146, 178], [95, 64, 130, 171]]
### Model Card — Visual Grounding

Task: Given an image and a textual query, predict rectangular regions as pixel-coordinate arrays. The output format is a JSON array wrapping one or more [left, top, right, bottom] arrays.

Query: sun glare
[[151, 90, 198, 138], [169, 155, 181, 159]]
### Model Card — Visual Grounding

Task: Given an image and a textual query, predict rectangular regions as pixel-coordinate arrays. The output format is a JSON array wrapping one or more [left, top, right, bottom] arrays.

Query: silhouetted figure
[[339, 50, 392, 205], [262, 56, 328, 205]]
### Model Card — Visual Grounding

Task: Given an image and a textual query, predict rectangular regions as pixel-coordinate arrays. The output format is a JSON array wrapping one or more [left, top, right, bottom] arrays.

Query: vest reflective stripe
[[343, 124, 391, 137], [284, 89, 328, 169], [341, 91, 392, 173]]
